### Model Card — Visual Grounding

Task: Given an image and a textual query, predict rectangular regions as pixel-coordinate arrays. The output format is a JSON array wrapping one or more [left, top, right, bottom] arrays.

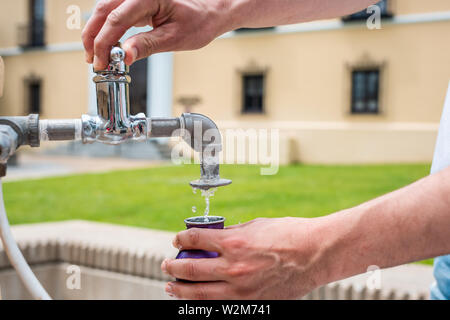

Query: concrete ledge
[[0, 263, 172, 300], [0, 220, 178, 282], [305, 263, 433, 300], [0, 220, 434, 299]]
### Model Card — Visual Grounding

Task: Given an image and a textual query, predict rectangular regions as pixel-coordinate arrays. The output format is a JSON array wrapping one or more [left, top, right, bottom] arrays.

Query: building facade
[[1, 0, 449, 164]]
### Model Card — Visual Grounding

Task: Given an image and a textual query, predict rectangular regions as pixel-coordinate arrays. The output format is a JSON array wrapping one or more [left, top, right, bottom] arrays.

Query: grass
[[1, 163, 434, 265]]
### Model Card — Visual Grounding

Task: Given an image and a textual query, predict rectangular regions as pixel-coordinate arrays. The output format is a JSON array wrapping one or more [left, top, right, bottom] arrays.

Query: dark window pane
[[30, 0, 45, 47], [29, 81, 41, 114], [242, 74, 264, 113], [129, 58, 148, 115], [351, 69, 380, 114]]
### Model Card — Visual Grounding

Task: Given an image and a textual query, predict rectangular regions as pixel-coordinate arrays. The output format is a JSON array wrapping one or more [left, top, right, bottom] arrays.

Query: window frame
[[24, 75, 42, 115], [18, 0, 46, 48], [350, 68, 381, 115], [241, 73, 265, 114]]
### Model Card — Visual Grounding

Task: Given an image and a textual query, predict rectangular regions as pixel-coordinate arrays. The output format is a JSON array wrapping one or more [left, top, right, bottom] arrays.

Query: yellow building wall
[[394, 0, 450, 15], [0, 0, 28, 48], [173, 21, 450, 123], [0, 0, 94, 118], [0, 51, 88, 118], [173, 19, 450, 164], [45, 0, 95, 45], [0, 0, 94, 48]]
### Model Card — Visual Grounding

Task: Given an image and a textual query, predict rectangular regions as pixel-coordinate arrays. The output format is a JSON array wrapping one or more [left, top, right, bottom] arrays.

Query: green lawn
[[2, 163, 434, 264]]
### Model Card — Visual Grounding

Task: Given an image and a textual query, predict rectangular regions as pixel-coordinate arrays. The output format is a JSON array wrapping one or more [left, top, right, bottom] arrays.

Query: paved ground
[[3, 151, 167, 182]]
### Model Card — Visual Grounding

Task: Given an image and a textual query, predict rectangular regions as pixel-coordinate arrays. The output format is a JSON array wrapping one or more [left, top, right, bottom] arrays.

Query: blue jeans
[[431, 255, 450, 300]]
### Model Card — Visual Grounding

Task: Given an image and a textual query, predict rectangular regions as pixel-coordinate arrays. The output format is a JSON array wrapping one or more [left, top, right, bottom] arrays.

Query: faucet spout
[[147, 113, 231, 190], [179, 113, 231, 190]]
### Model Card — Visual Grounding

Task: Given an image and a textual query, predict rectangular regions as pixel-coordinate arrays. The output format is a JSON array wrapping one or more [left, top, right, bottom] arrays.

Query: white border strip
[[0, 42, 84, 57], [216, 120, 439, 132], [222, 10, 450, 38]]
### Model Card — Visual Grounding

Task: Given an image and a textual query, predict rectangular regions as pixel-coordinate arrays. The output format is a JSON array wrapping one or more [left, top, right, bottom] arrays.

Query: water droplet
[[192, 206, 197, 213]]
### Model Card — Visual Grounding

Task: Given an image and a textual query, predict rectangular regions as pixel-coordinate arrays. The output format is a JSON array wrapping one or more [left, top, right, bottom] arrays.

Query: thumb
[[122, 26, 175, 64]]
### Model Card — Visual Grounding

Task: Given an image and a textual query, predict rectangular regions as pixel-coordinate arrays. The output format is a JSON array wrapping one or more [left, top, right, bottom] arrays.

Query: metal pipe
[[148, 117, 181, 138], [0, 125, 19, 177], [39, 119, 82, 142], [0, 114, 39, 148]]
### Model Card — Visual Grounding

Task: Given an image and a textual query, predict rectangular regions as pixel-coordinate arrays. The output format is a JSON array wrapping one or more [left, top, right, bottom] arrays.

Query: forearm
[[313, 166, 450, 286], [225, 0, 379, 30]]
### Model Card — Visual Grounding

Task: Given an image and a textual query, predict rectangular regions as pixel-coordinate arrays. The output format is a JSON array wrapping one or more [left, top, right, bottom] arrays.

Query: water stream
[[192, 187, 218, 221]]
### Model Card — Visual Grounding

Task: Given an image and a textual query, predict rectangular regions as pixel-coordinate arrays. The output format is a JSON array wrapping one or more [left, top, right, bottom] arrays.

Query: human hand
[[82, 0, 234, 70], [161, 217, 325, 299]]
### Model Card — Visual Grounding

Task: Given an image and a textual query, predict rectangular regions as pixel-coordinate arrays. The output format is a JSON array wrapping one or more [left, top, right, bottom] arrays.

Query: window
[[19, 0, 45, 48], [242, 74, 264, 114], [343, 0, 392, 21], [30, 0, 45, 47], [28, 80, 42, 114], [351, 69, 380, 114]]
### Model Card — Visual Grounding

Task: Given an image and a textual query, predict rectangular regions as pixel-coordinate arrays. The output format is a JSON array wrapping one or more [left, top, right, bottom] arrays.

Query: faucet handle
[[110, 46, 125, 63], [94, 44, 129, 74], [108, 44, 128, 74]]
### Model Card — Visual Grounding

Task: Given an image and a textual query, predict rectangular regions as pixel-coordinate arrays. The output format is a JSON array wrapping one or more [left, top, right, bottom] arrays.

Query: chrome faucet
[[82, 45, 147, 145], [0, 45, 231, 190]]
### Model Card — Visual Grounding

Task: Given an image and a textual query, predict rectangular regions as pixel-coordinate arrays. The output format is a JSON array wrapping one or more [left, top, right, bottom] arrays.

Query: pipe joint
[[81, 113, 148, 145]]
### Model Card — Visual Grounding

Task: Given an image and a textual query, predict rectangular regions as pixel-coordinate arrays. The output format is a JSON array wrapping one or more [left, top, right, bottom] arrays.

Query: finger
[[82, 0, 125, 63], [172, 228, 224, 253], [122, 25, 177, 65], [166, 281, 232, 300], [162, 258, 228, 282], [93, 0, 158, 70]]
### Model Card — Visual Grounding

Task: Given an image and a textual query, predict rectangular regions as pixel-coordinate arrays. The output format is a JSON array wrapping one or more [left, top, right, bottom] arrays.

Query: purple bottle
[[176, 215, 225, 260]]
